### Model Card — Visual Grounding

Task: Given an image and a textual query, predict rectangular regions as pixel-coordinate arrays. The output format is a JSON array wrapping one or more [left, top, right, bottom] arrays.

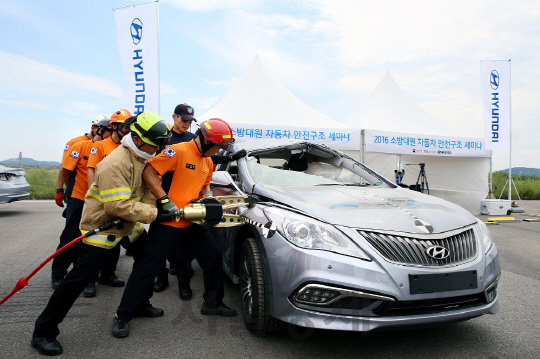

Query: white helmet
[[92, 114, 110, 126]]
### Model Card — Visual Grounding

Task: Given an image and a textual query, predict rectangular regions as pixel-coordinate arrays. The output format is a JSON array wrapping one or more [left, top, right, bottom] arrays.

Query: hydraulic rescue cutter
[[181, 195, 249, 227]]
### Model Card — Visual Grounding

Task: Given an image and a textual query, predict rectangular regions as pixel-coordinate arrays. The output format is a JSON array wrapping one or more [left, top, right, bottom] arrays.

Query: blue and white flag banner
[[480, 60, 511, 150], [114, 2, 159, 115], [364, 130, 490, 157], [228, 122, 361, 151]]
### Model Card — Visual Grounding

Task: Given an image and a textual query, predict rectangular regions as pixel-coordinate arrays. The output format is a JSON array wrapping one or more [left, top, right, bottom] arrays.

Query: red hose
[[0, 233, 86, 306]]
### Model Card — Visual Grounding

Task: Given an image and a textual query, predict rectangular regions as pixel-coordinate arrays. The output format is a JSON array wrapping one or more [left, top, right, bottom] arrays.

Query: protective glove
[[155, 208, 178, 222], [229, 149, 247, 161], [157, 195, 181, 222], [55, 189, 65, 207]]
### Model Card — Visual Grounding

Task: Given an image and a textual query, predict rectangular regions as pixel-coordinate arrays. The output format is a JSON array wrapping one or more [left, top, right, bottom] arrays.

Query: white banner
[[363, 129, 490, 157], [480, 60, 511, 150], [114, 2, 159, 115], [228, 122, 361, 150]]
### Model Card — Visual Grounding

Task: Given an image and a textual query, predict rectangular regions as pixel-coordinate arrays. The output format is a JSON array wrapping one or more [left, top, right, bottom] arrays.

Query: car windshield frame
[[239, 142, 394, 188]]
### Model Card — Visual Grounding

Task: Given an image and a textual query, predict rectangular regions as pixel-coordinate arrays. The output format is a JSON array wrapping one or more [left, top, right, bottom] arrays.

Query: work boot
[[112, 315, 129, 338], [83, 282, 96, 298], [153, 276, 169, 292], [200, 301, 237, 317], [169, 263, 178, 275], [31, 336, 63, 356], [51, 276, 62, 290], [99, 274, 125, 287], [135, 304, 164, 318], [179, 286, 193, 301]]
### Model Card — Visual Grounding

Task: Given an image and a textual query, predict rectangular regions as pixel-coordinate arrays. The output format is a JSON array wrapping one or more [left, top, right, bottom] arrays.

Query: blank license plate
[[409, 271, 478, 294]]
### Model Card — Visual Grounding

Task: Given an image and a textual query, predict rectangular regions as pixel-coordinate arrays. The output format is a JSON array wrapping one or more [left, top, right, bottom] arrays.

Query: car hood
[[254, 184, 476, 234]]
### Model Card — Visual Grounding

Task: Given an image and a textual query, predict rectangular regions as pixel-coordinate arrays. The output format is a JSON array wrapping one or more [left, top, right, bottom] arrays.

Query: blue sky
[[1, 0, 539, 171]]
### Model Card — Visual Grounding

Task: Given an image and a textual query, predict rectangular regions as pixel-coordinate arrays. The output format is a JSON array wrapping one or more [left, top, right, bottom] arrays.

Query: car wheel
[[239, 238, 283, 335]]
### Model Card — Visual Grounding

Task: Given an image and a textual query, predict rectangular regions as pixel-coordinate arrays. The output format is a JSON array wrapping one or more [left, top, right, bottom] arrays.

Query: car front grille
[[357, 227, 477, 267]]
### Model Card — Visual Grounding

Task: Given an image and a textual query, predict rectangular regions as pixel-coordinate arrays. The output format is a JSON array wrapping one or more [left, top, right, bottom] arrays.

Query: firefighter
[[31, 112, 174, 356], [50, 117, 111, 290], [83, 109, 132, 297], [112, 118, 238, 339], [152, 104, 246, 296], [55, 115, 107, 208]]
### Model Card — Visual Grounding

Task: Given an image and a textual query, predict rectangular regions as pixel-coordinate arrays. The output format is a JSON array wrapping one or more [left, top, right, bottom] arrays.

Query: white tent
[[198, 56, 360, 151], [341, 71, 490, 215]]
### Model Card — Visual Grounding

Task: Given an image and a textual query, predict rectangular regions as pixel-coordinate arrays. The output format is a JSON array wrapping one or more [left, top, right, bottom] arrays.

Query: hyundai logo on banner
[[490, 70, 499, 90], [131, 18, 143, 45]]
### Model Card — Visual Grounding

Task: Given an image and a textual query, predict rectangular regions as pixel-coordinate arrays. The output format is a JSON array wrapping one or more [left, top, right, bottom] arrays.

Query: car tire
[[240, 238, 283, 335]]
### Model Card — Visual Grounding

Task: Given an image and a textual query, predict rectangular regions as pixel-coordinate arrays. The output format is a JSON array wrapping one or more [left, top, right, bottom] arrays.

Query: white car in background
[[0, 165, 31, 204]]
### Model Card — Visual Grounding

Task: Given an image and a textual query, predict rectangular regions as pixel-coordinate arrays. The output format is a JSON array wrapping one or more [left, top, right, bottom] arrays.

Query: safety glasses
[[175, 114, 195, 124]]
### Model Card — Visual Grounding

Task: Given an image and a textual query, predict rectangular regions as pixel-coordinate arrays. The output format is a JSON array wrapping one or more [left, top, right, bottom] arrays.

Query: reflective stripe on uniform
[[87, 184, 142, 203], [82, 222, 145, 248]]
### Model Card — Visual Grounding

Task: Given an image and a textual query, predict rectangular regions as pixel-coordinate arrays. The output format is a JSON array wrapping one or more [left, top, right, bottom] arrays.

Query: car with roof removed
[[210, 139, 500, 334]]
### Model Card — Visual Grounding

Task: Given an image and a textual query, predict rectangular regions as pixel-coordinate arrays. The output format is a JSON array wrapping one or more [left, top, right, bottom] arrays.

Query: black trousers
[[117, 223, 224, 322], [34, 233, 148, 340], [155, 243, 195, 288], [158, 226, 221, 286], [51, 197, 84, 278], [176, 250, 195, 289], [155, 243, 180, 280], [51, 197, 122, 281]]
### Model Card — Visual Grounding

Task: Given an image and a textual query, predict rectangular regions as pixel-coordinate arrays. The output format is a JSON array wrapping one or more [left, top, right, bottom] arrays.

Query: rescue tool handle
[[0, 219, 123, 306]]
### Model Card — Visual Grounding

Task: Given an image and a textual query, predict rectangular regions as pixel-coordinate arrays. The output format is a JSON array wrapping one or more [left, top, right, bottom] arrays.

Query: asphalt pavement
[[0, 200, 539, 358]]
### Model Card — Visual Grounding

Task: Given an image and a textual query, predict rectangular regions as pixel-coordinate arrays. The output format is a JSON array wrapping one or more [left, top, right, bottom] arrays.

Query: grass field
[[492, 170, 540, 200], [14, 167, 540, 201], [23, 167, 59, 200]]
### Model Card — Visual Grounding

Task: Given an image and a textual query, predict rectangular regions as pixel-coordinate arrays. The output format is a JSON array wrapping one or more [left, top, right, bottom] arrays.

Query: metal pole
[[508, 59, 512, 203], [157, 0, 161, 116], [360, 129, 365, 164], [489, 150, 493, 197]]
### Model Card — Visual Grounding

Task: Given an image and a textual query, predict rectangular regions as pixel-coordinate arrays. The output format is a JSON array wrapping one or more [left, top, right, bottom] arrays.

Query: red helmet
[[199, 118, 234, 150]]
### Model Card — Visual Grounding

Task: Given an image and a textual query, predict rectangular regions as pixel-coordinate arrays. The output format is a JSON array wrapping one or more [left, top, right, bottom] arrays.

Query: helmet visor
[[215, 138, 235, 151], [133, 121, 171, 147]]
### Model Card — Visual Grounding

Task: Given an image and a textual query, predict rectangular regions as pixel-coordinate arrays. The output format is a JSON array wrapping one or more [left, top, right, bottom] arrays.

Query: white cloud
[[165, 0, 261, 12], [0, 99, 48, 110], [160, 82, 179, 95], [187, 96, 222, 113], [310, 0, 540, 66], [0, 51, 122, 98], [202, 78, 237, 89], [65, 102, 101, 113]]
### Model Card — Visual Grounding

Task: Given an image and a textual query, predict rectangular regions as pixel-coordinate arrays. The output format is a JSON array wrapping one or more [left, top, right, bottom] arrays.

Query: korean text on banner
[[480, 61, 510, 150], [228, 123, 361, 151], [114, 2, 159, 115]]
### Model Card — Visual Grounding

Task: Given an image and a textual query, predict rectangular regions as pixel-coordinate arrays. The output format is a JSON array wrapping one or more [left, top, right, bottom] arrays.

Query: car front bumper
[[259, 228, 501, 332]]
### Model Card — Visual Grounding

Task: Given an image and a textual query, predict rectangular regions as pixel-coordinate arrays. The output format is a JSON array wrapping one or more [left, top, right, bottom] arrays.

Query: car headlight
[[263, 207, 371, 261], [477, 219, 494, 253]]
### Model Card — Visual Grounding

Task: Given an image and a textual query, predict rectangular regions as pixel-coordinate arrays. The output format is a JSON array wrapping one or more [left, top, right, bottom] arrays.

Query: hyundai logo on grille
[[131, 18, 143, 45], [426, 245, 450, 260], [490, 70, 499, 90]]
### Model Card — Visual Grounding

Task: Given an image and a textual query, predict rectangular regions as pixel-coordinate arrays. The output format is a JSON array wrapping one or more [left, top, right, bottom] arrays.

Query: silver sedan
[[0, 165, 31, 204], [211, 139, 500, 334]]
